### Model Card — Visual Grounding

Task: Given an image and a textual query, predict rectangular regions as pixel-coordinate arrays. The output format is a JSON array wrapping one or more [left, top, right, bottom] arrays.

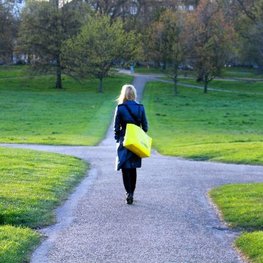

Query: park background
[[0, 0, 263, 262]]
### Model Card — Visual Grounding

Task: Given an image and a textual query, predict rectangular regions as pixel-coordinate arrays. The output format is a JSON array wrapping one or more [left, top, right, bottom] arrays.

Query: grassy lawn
[[0, 66, 132, 145], [236, 232, 263, 263], [143, 81, 263, 164], [134, 65, 263, 80], [178, 78, 263, 94], [0, 147, 87, 227], [210, 184, 263, 263], [222, 67, 263, 79], [0, 146, 87, 262], [0, 225, 41, 263], [0, 65, 27, 78], [210, 184, 263, 230]]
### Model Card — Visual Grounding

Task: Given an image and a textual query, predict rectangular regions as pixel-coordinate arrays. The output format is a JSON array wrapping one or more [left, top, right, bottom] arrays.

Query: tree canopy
[[186, 0, 235, 92], [63, 15, 139, 92], [0, 1, 17, 63], [19, 0, 87, 88], [1, 0, 263, 94]]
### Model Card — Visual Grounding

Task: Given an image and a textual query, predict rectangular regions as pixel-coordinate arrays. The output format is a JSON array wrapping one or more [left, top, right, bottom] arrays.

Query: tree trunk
[[204, 81, 208, 93], [162, 61, 166, 70], [173, 77, 178, 95], [204, 75, 208, 93], [173, 65, 178, 95], [55, 63, 62, 89], [56, 58, 62, 89], [98, 78, 103, 93]]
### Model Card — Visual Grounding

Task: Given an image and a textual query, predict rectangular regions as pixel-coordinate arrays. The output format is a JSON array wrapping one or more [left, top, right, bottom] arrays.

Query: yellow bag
[[123, 123, 152, 158]]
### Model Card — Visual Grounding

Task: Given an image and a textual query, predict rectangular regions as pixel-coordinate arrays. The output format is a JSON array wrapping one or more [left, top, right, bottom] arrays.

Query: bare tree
[[186, 0, 235, 93]]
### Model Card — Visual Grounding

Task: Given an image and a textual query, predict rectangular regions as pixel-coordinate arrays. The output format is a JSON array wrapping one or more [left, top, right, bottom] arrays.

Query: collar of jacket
[[124, 100, 138, 105]]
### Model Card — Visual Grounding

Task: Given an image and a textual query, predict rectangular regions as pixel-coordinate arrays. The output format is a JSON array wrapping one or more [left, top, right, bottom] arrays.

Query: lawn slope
[[143, 81, 263, 165], [0, 146, 87, 262]]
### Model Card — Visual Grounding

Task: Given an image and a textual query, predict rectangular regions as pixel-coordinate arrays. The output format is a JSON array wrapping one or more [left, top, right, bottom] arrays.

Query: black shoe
[[126, 193, 133, 205]]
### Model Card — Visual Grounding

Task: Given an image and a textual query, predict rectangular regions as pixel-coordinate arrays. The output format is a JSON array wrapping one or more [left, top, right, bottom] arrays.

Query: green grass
[[0, 225, 41, 263], [0, 147, 87, 228], [134, 65, 263, 80], [222, 67, 263, 79], [210, 184, 263, 230], [143, 81, 263, 165], [210, 184, 263, 263], [0, 65, 28, 78], [178, 78, 263, 93], [0, 146, 87, 262], [236, 232, 263, 263], [0, 67, 132, 145]]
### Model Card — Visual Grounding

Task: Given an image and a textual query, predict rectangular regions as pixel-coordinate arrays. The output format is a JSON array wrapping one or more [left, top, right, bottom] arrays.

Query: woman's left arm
[[114, 106, 121, 142]]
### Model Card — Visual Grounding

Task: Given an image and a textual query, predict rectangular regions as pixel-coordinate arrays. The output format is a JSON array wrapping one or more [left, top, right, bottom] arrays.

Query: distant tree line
[[0, 0, 263, 92]]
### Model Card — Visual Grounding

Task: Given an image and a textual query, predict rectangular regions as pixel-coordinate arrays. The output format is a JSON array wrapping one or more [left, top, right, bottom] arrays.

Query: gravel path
[[1, 74, 263, 263]]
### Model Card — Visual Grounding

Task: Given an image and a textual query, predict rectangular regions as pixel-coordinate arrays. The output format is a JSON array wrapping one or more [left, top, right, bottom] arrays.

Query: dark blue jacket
[[114, 100, 148, 170]]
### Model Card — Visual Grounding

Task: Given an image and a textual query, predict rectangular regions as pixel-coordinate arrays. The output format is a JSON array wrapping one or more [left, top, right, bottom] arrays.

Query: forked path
[[2, 74, 263, 263]]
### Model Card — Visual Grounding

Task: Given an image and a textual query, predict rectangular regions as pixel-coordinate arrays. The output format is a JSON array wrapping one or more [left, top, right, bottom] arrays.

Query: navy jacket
[[114, 100, 148, 170]]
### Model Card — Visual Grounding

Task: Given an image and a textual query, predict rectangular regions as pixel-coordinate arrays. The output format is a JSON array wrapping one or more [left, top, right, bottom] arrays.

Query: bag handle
[[124, 104, 141, 126]]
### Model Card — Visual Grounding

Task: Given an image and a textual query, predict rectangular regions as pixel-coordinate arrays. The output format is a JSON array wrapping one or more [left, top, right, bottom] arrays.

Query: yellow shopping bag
[[123, 123, 152, 158]]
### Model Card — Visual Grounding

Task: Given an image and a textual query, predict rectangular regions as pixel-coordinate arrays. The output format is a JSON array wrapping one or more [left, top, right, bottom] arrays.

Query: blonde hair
[[117, 84, 137, 104]]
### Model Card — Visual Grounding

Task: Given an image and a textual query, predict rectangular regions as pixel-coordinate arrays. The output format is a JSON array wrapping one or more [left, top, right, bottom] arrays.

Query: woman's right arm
[[141, 106, 148, 132]]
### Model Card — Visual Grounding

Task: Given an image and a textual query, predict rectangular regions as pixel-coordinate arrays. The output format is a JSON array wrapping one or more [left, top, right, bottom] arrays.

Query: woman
[[114, 84, 148, 205]]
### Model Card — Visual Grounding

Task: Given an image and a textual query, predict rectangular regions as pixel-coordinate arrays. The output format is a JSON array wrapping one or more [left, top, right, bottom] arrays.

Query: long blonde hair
[[117, 84, 137, 104]]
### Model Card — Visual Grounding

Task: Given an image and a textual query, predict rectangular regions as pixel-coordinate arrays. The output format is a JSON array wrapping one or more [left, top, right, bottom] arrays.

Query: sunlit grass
[[210, 184, 263, 263], [0, 146, 87, 262], [236, 232, 263, 263], [143, 81, 263, 164], [0, 225, 40, 263], [0, 66, 132, 145], [0, 147, 87, 228], [210, 184, 263, 230]]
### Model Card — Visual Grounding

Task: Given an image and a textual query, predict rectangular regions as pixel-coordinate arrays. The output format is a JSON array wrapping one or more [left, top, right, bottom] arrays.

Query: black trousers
[[122, 168, 137, 194]]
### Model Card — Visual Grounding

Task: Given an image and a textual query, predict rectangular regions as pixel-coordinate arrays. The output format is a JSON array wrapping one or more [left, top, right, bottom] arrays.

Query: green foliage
[[0, 67, 132, 145], [146, 10, 186, 67], [19, 0, 88, 88], [186, 0, 235, 92], [146, 9, 186, 94], [0, 2, 16, 63], [0, 147, 87, 227], [236, 0, 263, 68], [236, 232, 263, 263], [62, 15, 139, 92], [0, 225, 40, 263], [143, 81, 263, 164]]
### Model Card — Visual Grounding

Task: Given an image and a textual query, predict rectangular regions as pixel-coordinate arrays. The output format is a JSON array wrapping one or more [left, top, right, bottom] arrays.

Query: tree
[[19, 0, 87, 88], [62, 15, 140, 93], [186, 0, 235, 93], [234, 0, 263, 68], [0, 1, 17, 63], [147, 9, 187, 95], [84, 0, 132, 18]]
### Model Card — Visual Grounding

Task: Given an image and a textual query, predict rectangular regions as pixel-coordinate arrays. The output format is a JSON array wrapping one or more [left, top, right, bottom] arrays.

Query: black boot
[[126, 193, 133, 205]]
